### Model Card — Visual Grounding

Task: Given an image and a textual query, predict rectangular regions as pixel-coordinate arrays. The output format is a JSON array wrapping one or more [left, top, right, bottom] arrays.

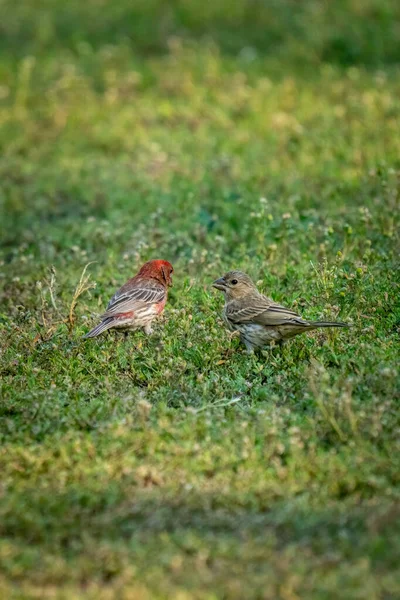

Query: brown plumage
[[85, 259, 173, 339], [212, 270, 351, 353]]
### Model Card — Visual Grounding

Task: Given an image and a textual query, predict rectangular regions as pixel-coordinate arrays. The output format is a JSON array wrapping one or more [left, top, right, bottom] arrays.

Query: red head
[[138, 259, 174, 287]]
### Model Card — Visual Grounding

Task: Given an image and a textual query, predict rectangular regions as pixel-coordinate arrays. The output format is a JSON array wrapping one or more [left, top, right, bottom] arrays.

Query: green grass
[[1, 1, 400, 598]]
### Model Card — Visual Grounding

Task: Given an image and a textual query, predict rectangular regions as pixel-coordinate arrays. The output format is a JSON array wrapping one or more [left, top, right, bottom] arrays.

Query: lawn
[[0, 1, 400, 598]]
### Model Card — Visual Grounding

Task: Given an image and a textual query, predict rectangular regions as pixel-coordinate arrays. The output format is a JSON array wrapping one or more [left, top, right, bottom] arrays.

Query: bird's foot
[[244, 342, 255, 355], [229, 330, 241, 340], [144, 324, 154, 335]]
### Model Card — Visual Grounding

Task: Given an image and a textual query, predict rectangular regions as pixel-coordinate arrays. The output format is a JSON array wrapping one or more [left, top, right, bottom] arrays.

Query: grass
[[1, 1, 400, 598]]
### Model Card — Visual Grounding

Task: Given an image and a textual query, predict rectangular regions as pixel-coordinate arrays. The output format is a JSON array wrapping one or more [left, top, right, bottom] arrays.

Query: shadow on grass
[[1, 481, 399, 596], [1, 0, 399, 67], [1, 460, 399, 550]]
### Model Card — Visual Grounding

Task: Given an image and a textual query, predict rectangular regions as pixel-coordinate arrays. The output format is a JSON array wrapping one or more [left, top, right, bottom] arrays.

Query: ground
[[0, 1, 400, 598]]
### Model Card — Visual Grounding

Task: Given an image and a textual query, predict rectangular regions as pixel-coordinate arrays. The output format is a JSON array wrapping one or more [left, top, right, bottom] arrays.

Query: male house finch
[[85, 259, 173, 338], [212, 270, 350, 353]]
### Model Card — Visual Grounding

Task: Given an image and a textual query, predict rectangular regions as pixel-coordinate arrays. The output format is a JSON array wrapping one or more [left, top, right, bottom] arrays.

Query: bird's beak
[[212, 277, 226, 291]]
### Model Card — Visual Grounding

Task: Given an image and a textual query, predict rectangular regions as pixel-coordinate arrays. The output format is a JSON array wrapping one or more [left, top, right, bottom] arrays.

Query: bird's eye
[[231, 279, 238, 285]]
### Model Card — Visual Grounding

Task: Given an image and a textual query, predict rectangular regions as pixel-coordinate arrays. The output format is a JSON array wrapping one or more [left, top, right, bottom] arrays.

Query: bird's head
[[139, 259, 174, 287], [212, 271, 257, 300]]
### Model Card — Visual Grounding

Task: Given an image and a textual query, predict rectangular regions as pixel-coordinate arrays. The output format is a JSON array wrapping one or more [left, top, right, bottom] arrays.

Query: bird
[[84, 259, 173, 339], [212, 270, 351, 353]]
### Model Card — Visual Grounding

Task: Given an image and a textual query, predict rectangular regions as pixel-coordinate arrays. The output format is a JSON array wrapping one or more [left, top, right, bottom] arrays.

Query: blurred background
[[1, 0, 400, 255]]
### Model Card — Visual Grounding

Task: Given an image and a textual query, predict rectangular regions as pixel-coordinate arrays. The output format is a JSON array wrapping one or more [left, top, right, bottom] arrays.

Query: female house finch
[[85, 259, 173, 338], [212, 271, 351, 353]]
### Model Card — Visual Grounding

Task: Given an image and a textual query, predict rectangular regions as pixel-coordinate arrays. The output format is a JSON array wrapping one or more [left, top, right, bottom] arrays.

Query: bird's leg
[[243, 339, 255, 354], [144, 323, 154, 335], [229, 330, 241, 340], [123, 331, 129, 341]]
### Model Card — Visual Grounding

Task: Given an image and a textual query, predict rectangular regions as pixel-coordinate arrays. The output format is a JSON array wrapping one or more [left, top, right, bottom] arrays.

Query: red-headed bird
[[85, 259, 173, 338], [212, 270, 351, 353]]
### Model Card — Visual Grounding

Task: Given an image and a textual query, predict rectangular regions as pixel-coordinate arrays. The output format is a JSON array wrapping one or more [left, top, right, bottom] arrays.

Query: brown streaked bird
[[85, 259, 173, 339], [212, 270, 351, 353]]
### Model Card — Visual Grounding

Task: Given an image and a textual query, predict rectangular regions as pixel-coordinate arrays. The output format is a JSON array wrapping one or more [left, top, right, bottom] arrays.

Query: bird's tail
[[84, 318, 114, 338], [309, 321, 351, 329]]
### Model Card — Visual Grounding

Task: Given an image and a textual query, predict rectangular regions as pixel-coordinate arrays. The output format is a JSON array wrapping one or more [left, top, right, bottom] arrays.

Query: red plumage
[[85, 259, 173, 338]]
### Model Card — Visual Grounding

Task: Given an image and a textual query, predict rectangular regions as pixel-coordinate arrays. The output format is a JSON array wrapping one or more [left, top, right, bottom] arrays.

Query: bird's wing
[[255, 303, 309, 327], [226, 295, 309, 327], [102, 279, 165, 317]]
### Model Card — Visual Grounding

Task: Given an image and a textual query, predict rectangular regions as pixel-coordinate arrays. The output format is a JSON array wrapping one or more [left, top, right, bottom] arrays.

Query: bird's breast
[[222, 307, 235, 331], [155, 297, 167, 314], [237, 323, 281, 346]]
